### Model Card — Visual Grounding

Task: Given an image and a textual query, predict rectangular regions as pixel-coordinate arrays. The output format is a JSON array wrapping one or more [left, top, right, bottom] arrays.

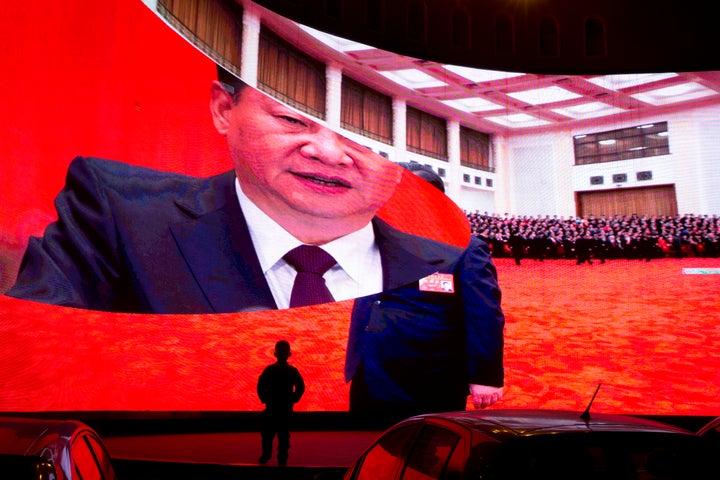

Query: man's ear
[[210, 80, 234, 135]]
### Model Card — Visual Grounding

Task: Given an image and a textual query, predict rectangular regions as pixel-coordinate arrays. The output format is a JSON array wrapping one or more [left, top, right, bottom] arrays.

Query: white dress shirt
[[236, 180, 383, 309]]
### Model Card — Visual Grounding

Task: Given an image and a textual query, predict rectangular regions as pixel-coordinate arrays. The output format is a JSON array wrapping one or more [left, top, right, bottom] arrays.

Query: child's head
[[274, 340, 292, 361]]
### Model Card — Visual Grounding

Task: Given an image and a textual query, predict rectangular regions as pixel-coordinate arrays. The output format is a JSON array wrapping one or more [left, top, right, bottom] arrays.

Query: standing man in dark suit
[[575, 232, 594, 265], [508, 229, 526, 265], [257, 340, 305, 467], [6, 71, 504, 416]]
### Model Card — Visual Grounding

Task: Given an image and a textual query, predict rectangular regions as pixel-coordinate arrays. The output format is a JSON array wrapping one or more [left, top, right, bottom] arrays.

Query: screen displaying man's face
[[0, 0, 477, 413], [1, 0, 719, 416]]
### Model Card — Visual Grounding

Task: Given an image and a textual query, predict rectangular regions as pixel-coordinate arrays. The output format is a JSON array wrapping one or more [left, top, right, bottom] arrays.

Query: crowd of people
[[466, 211, 720, 263]]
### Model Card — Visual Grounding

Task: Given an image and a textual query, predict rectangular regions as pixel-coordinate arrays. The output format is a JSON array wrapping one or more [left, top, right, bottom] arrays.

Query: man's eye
[[278, 115, 306, 127]]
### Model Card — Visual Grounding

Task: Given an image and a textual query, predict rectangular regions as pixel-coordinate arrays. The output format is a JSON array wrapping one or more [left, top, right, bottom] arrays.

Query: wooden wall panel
[[577, 185, 678, 217]]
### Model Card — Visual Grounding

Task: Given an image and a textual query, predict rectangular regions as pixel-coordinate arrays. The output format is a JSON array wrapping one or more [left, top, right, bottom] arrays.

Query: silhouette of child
[[257, 340, 305, 466]]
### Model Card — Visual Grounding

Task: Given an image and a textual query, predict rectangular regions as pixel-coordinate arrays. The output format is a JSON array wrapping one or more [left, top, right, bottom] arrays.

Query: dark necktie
[[284, 245, 337, 308]]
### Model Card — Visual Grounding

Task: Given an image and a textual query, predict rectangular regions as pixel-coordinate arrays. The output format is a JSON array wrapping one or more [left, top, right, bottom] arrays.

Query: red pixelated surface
[[1, 1, 719, 416]]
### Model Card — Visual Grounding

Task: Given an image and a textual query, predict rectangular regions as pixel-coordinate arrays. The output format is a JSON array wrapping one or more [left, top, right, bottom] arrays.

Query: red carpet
[[494, 257, 720, 415]]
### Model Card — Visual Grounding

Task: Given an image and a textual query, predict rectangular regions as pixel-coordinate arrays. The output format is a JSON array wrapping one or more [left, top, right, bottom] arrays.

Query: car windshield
[[480, 432, 710, 480]]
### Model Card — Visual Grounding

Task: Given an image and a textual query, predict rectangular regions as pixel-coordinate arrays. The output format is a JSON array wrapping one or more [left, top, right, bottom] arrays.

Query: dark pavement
[[106, 430, 382, 479]]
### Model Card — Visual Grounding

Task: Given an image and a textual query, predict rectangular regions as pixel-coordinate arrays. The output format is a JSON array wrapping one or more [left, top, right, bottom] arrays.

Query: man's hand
[[469, 384, 503, 409]]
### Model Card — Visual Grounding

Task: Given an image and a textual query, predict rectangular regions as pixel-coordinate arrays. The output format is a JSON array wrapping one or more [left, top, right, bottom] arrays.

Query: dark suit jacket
[[8, 156, 504, 410]]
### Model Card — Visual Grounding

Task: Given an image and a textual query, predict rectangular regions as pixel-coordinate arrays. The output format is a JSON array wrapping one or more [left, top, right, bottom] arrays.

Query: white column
[[492, 136, 510, 215], [325, 63, 343, 129], [446, 120, 462, 202], [240, 7, 261, 88], [392, 98, 407, 163]]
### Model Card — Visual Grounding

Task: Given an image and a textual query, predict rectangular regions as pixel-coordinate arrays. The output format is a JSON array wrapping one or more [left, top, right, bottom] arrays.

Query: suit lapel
[[372, 217, 462, 290], [169, 172, 277, 313]]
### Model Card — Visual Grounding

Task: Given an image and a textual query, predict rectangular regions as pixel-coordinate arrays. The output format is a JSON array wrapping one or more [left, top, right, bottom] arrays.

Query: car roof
[[410, 409, 693, 440], [0, 416, 90, 456], [697, 416, 720, 436]]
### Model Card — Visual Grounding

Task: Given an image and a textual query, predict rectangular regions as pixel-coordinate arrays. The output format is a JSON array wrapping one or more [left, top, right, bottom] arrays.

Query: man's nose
[[299, 127, 352, 166]]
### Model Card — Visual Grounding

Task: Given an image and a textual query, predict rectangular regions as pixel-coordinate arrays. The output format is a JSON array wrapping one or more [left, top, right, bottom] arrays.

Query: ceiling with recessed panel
[[297, 23, 720, 136]]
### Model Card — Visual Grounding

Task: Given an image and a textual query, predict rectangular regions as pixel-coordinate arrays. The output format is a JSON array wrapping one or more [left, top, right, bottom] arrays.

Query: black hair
[[396, 161, 445, 193], [275, 340, 291, 360], [216, 64, 247, 102]]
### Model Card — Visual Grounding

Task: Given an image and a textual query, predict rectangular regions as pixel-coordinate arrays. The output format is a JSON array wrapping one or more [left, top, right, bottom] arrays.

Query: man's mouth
[[292, 172, 351, 188]]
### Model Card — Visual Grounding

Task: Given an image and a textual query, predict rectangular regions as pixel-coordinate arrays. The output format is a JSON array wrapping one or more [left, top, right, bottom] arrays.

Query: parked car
[[697, 415, 720, 460], [0, 416, 115, 480], [698, 416, 720, 438], [339, 409, 711, 480]]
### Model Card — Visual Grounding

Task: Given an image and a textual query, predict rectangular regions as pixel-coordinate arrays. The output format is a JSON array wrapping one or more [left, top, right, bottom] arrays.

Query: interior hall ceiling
[[253, 1, 720, 136]]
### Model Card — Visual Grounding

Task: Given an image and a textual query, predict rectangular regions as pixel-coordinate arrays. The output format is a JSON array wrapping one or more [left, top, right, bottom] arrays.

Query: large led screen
[[1, 0, 719, 416]]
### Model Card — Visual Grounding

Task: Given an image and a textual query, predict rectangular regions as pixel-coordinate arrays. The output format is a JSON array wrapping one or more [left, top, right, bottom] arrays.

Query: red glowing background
[[1, 0, 718, 415]]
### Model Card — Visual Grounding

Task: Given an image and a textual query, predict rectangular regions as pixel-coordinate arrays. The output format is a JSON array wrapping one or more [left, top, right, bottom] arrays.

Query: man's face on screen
[[214, 85, 400, 236]]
